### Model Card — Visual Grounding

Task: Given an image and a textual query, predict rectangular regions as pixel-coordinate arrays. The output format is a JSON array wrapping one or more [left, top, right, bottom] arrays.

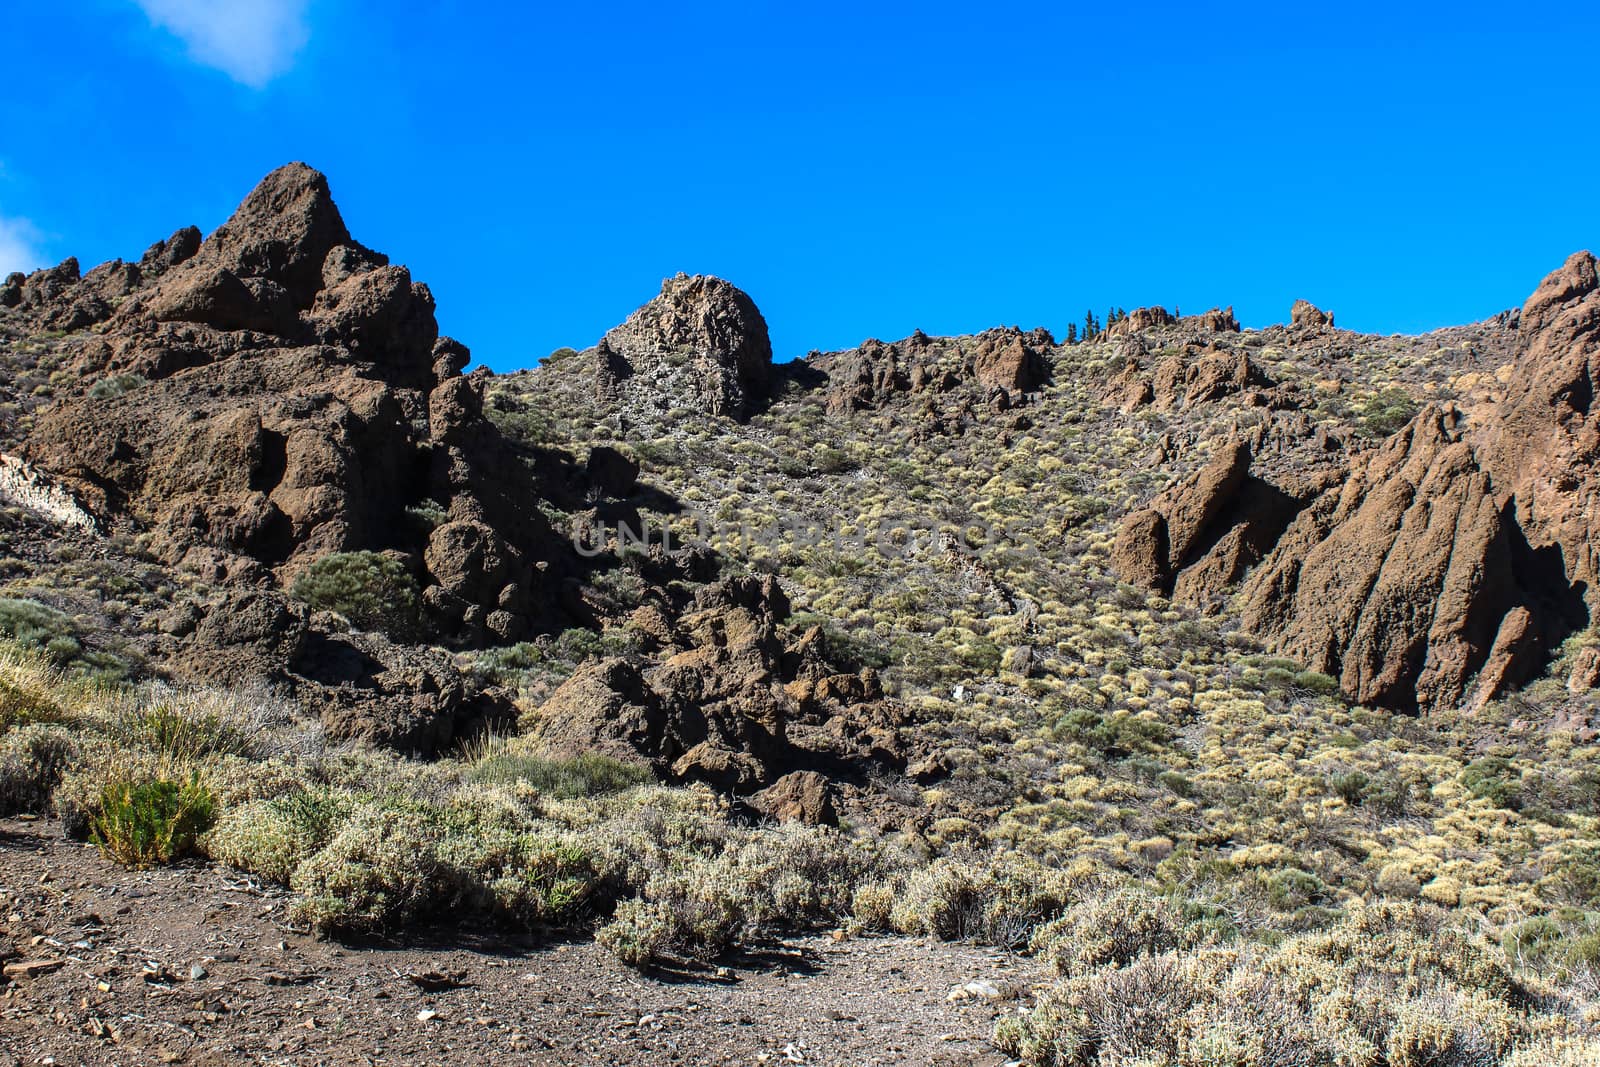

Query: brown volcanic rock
[[825, 338, 911, 414], [818, 326, 1051, 414], [1110, 509, 1170, 591], [169, 588, 511, 754], [1163, 437, 1251, 566], [1106, 306, 1176, 339], [1290, 299, 1334, 329], [1239, 405, 1530, 711], [600, 273, 772, 421], [1121, 251, 1599, 714], [972, 328, 1049, 396], [1478, 251, 1600, 607], [1117, 344, 1272, 412], [19, 164, 564, 646], [1114, 414, 1350, 605], [524, 575, 914, 793], [180, 162, 360, 308], [1221, 254, 1597, 712], [1193, 306, 1240, 333], [752, 770, 838, 826]]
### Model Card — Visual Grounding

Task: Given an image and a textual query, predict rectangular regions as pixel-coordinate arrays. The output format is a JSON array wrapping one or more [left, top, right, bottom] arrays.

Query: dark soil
[[0, 818, 1038, 1066]]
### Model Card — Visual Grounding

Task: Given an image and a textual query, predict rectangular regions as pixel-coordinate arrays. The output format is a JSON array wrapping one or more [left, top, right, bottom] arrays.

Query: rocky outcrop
[[0, 454, 101, 532], [1233, 256, 1598, 712], [817, 326, 1052, 415], [973, 329, 1050, 396], [1238, 406, 1535, 711], [1114, 408, 1350, 602], [1477, 251, 1600, 612], [1108, 343, 1281, 412], [1107, 307, 1176, 339], [524, 575, 912, 794], [1115, 253, 1599, 713], [170, 587, 513, 754], [597, 273, 772, 421], [16, 163, 568, 646], [1291, 300, 1334, 329]]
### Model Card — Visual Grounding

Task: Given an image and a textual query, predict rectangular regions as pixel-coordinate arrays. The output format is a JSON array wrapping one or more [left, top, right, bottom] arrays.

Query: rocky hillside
[[3, 166, 1600, 1065]]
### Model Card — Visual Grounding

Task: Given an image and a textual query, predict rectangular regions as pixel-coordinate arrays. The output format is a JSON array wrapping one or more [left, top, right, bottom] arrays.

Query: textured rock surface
[[596, 273, 773, 421], [814, 326, 1052, 415], [172, 587, 512, 753], [524, 576, 913, 793], [1290, 299, 1335, 329], [16, 164, 565, 646], [1113, 253, 1599, 713]]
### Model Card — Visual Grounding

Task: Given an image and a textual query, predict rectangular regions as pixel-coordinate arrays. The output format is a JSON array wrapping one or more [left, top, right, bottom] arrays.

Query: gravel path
[[0, 818, 1037, 1065]]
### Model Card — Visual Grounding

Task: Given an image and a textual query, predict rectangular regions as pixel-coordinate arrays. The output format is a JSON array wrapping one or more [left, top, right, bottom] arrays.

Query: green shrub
[[468, 752, 651, 798], [91, 775, 217, 868], [114, 703, 257, 764], [1032, 885, 1191, 975], [1265, 868, 1328, 911], [206, 788, 354, 883], [290, 804, 448, 934], [0, 608, 127, 684], [1331, 770, 1371, 805], [88, 373, 147, 400], [1050, 706, 1171, 758], [879, 857, 1087, 949], [1461, 756, 1521, 810], [1361, 387, 1419, 437], [0, 599, 79, 663], [290, 552, 421, 639], [0, 677, 65, 729]]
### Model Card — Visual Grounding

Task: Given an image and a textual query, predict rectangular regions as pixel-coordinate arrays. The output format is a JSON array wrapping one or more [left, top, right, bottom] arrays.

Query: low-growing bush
[[1462, 756, 1521, 810], [872, 856, 1090, 949], [290, 551, 421, 639], [206, 788, 355, 884], [87, 372, 147, 400], [289, 804, 449, 934], [1032, 885, 1192, 975], [998, 903, 1550, 1067], [0, 723, 77, 814], [91, 775, 217, 868], [468, 751, 651, 798], [1049, 706, 1171, 759], [114, 702, 258, 765]]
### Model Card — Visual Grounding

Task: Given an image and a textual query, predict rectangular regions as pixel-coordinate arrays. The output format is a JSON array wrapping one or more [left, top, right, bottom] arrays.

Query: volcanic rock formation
[[14, 163, 565, 647], [525, 575, 914, 810], [815, 326, 1053, 415], [594, 272, 773, 421], [1115, 252, 1599, 713]]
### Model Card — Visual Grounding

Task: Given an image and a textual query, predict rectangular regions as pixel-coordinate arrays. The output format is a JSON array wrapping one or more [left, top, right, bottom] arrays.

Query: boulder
[[752, 770, 838, 826], [601, 273, 772, 421], [973, 329, 1049, 395], [1290, 299, 1334, 329]]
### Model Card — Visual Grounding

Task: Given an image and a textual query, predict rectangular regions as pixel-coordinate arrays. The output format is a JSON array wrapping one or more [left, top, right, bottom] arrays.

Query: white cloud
[[133, 0, 310, 88], [0, 215, 45, 278]]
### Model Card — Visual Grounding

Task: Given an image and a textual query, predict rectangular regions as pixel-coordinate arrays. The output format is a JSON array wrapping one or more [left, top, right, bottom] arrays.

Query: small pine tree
[[1066, 322, 1078, 344]]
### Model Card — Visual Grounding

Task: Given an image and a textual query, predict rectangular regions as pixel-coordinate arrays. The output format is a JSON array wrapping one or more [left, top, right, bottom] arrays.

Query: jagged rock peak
[[1111, 251, 1600, 714], [194, 162, 364, 308]]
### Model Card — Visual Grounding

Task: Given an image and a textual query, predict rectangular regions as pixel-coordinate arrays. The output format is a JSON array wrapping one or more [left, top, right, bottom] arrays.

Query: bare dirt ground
[[0, 818, 1036, 1066]]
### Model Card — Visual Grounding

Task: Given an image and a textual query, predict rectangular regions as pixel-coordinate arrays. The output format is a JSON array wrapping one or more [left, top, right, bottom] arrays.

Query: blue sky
[[2, 2, 1597, 371]]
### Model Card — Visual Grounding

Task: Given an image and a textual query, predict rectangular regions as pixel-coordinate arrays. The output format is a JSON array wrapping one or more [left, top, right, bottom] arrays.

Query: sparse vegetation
[[91, 774, 217, 868], [289, 550, 422, 639]]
